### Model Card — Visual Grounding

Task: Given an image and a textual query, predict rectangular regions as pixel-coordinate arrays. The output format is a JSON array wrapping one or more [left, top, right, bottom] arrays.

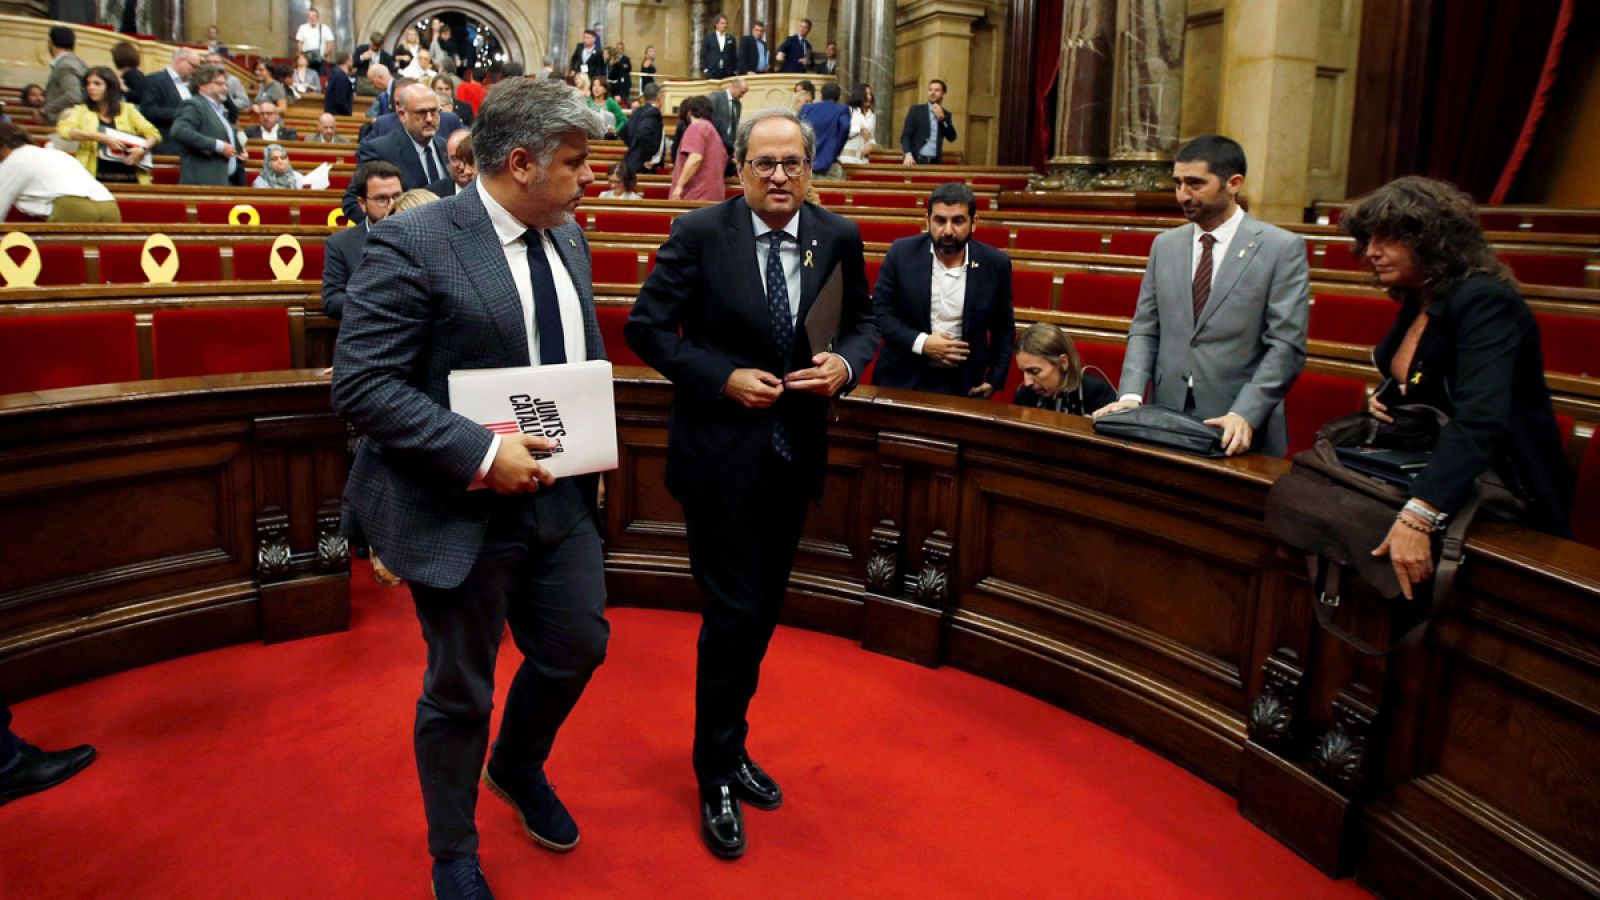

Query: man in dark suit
[[343, 84, 452, 223], [620, 82, 665, 177], [0, 698, 95, 806], [624, 108, 878, 861], [900, 79, 957, 165], [700, 15, 738, 79], [324, 51, 355, 116], [243, 102, 300, 142], [140, 47, 199, 157], [871, 182, 1015, 398], [365, 106, 464, 143], [321, 161, 403, 320], [737, 21, 770, 74], [170, 64, 248, 186], [775, 19, 813, 73], [569, 29, 605, 82], [427, 129, 476, 198], [708, 78, 745, 173], [354, 32, 395, 79], [332, 77, 609, 900]]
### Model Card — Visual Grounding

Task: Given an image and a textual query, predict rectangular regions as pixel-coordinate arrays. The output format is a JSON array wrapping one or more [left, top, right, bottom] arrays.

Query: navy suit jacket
[[343, 128, 452, 222], [331, 185, 606, 588], [319, 222, 367, 320], [139, 69, 189, 156], [323, 68, 354, 116], [776, 35, 812, 72], [871, 235, 1016, 394], [899, 103, 958, 162], [624, 198, 879, 502], [700, 32, 738, 79], [364, 109, 465, 143]]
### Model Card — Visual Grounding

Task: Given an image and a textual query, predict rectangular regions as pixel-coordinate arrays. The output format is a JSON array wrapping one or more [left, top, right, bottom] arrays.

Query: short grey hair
[[734, 107, 815, 165], [173, 47, 200, 65], [190, 63, 225, 92], [474, 76, 606, 174], [396, 82, 435, 110], [367, 63, 390, 82]]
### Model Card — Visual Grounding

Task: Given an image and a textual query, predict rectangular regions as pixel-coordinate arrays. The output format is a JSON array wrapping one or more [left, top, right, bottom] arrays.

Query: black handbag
[[1092, 405, 1225, 458], [1264, 406, 1521, 656]]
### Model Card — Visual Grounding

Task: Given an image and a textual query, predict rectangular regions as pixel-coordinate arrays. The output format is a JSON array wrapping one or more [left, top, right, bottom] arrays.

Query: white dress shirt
[[912, 243, 969, 360], [165, 66, 191, 101], [0, 144, 114, 217], [1190, 204, 1246, 288], [472, 185, 589, 480]]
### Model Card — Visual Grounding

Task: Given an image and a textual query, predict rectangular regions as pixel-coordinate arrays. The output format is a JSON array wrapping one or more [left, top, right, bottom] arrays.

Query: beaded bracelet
[[1396, 512, 1431, 534]]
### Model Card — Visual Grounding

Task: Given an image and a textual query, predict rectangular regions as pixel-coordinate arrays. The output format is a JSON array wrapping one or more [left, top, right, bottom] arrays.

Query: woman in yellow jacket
[[55, 66, 162, 185]]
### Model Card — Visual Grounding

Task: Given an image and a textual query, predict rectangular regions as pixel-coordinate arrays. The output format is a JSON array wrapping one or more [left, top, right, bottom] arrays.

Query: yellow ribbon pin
[[140, 233, 180, 284], [229, 204, 261, 226], [269, 233, 305, 281], [0, 232, 42, 288], [327, 208, 351, 228], [804, 250, 814, 268]]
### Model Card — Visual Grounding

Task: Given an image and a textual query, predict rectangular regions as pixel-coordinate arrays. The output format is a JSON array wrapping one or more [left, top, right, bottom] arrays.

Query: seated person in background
[[586, 78, 626, 137], [598, 161, 641, 199], [871, 182, 1015, 399], [253, 143, 307, 189], [308, 112, 350, 143], [18, 84, 45, 109], [1341, 175, 1574, 599], [0, 697, 96, 807], [1012, 323, 1118, 414], [56, 66, 160, 185], [245, 102, 299, 142], [291, 52, 322, 94], [0, 122, 120, 222], [668, 95, 729, 202], [431, 73, 473, 127], [425, 128, 475, 197]]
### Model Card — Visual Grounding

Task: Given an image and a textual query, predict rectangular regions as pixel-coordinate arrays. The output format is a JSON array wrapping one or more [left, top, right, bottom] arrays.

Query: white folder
[[447, 359, 618, 478]]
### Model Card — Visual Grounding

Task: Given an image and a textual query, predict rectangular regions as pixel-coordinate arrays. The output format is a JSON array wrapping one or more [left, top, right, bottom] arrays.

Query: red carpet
[[2, 563, 1368, 899]]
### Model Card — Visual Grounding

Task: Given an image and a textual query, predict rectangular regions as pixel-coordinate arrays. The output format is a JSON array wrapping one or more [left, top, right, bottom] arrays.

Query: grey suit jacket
[[331, 184, 605, 589], [1118, 212, 1309, 456], [170, 96, 243, 186], [41, 53, 86, 123]]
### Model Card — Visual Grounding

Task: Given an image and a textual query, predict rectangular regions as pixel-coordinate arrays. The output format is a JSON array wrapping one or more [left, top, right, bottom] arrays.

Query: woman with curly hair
[[1341, 176, 1571, 597]]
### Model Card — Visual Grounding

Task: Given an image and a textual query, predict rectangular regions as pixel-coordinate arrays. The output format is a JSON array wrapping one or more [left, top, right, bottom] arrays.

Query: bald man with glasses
[[343, 83, 453, 222]]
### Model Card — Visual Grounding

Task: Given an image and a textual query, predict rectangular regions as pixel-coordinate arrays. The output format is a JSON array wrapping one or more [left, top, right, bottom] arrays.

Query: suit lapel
[[1197, 215, 1264, 332], [795, 206, 826, 328], [453, 185, 530, 364], [960, 244, 985, 338], [725, 199, 771, 350], [910, 235, 936, 331]]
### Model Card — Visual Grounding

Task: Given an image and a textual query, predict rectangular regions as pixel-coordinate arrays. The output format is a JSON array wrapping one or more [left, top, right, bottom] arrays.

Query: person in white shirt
[[0, 121, 119, 222], [839, 84, 878, 164], [295, 8, 334, 73]]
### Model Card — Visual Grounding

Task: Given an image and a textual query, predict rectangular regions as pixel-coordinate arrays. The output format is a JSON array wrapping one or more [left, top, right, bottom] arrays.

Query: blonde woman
[[1012, 323, 1118, 415]]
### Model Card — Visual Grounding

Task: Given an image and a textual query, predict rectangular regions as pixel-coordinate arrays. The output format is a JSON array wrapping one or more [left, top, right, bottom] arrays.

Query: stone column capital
[[896, 0, 989, 29]]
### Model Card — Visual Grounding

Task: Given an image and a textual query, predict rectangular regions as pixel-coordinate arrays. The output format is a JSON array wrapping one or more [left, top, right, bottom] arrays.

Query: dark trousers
[[914, 365, 968, 397], [683, 457, 811, 792], [0, 699, 17, 769], [407, 481, 609, 861]]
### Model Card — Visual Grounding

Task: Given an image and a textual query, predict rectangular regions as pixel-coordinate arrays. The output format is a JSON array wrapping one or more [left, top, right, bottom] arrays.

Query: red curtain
[[1489, 0, 1575, 203], [1029, 0, 1067, 171]]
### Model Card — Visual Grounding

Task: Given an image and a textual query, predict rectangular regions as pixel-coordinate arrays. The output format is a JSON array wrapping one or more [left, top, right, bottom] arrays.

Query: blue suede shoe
[[431, 855, 493, 900], [483, 763, 580, 851]]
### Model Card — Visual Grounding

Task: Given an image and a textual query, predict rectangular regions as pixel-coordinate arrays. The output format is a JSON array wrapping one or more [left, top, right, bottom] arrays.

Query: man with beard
[[1092, 134, 1308, 457], [869, 182, 1015, 399], [332, 77, 609, 900]]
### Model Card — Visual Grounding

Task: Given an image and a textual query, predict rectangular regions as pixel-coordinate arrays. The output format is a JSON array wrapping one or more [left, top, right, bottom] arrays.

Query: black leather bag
[[1092, 405, 1225, 458]]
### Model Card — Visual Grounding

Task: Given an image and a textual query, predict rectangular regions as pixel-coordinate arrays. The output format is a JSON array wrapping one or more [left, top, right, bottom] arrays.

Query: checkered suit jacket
[[331, 183, 606, 589]]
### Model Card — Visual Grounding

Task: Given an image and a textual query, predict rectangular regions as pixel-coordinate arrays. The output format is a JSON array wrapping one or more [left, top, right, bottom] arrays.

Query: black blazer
[[737, 35, 768, 74], [570, 45, 606, 81], [624, 198, 879, 502], [320, 222, 367, 320], [426, 175, 463, 197], [899, 103, 958, 162], [139, 69, 188, 156], [343, 128, 451, 222], [621, 104, 663, 175], [121, 68, 147, 105], [871, 235, 1016, 394], [1013, 371, 1118, 416], [776, 35, 811, 73], [700, 32, 738, 79], [323, 68, 354, 116], [1373, 274, 1572, 537], [353, 45, 393, 77]]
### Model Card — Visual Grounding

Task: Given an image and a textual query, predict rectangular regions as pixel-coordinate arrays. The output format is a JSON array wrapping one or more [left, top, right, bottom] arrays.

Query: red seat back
[[591, 249, 641, 285], [595, 305, 645, 368], [865, 259, 882, 293], [150, 167, 180, 185], [1012, 269, 1055, 310], [1075, 341, 1126, 390], [0, 313, 141, 394], [1285, 372, 1367, 457], [99, 244, 223, 283], [196, 202, 295, 226], [1573, 435, 1600, 548], [1309, 292, 1395, 346], [25, 245, 87, 286], [973, 226, 1009, 249], [1059, 272, 1141, 318], [1501, 253, 1588, 288], [117, 200, 188, 224], [151, 307, 291, 378], [231, 242, 327, 281], [1106, 231, 1156, 257], [594, 211, 672, 235], [299, 204, 347, 227], [857, 220, 923, 245], [1535, 313, 1600, 378], [1528, 213, 1600, 234], [1015, 229, 1102, 254], [994, 350, 1024, 402], [1313, 240, 1367, 271], [860, 192, 922, 209]]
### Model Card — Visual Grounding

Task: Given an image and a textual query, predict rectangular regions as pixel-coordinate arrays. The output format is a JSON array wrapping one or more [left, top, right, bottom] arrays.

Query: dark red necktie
[[1192, 233, 1216, 322]]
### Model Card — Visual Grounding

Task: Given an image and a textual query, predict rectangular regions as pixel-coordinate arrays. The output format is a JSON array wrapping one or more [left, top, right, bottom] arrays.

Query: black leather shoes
[[700, 784, 745, 859], [732, 754, 783, 810], [483, 763, 579, 851], [431, 854, 494, 900], [0, 742, 96, 806]]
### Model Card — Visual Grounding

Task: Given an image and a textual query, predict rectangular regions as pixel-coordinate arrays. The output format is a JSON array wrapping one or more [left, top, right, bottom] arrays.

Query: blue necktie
[[765, 231, 793, 461], [523, 229, 567, 365]]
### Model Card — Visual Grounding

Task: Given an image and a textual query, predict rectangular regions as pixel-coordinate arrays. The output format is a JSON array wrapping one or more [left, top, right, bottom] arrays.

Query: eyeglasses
[[745, 157, 811, 179], [409, 108, 441, 119], [365, 193, 404, 207]]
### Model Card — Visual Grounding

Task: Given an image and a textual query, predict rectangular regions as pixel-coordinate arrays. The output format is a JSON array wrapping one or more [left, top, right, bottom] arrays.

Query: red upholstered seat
[[594, 211, 672, 235], [99, 243, 223, 283], [1535, 312, 1600, 378], [851, 172, 906, 183], [1314, 241, 1366, 271], [859, 193, 922, 209], [1058, 272, 1141, 318], [1012, 268, 1055, 310], [196, 202, 295, 225], [1529, 213, 1600, 234], [1285, 372, 1367, 457], [117, 200, 188, 224], [231, 243, 326, 281], [299, 204, 345, 226], [972, 177, 1031, 191], [857, 220, 922, 245], [0, 313, 141, 394], [865, 259, 882, 293], [1075, 341, 1126, 389], [859, 344, 879, 387], [1573, 435, 1600, 548], [1015, 229, 1102, 254], [329, 174, 351, 190], [1106, 231, 1156, 256], [1555, 413, 1574, 450], [150, 168, 180, 185], [1501, 253, 1588, 288], [641, 184, 670, 200], [1308, 292, 1395, 346], [1478, 212, 1523, 232], [994, 351, 1024, 402], [817, 191, 847, 207], [973, 226, 1009, 249], [151, 307, 291, 378], [30, 245, 87, 286], [591, 249, 640, 284], [595, 305, 645, 368]]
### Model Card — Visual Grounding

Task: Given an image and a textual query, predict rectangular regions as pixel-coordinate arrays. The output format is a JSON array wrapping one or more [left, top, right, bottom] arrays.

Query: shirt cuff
[[833, 353, 854, 386], [912, 332, 930, 356], [1118, 393, 1143, 405], [470, 433, 500, 489], [213, 139, 227, 155]]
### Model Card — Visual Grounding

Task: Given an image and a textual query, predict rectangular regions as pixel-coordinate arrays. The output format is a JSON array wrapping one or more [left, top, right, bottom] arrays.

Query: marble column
[[1054, 0, 1117, 163], [326, 0, 354, 64], [1110, 0, 1184, 159], [691, 0, 707, 77], [547, 0, 570, 70], [587, 0, 610, 43], [1219, 0, 1317, 222], [860, 0, 894, 143]]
